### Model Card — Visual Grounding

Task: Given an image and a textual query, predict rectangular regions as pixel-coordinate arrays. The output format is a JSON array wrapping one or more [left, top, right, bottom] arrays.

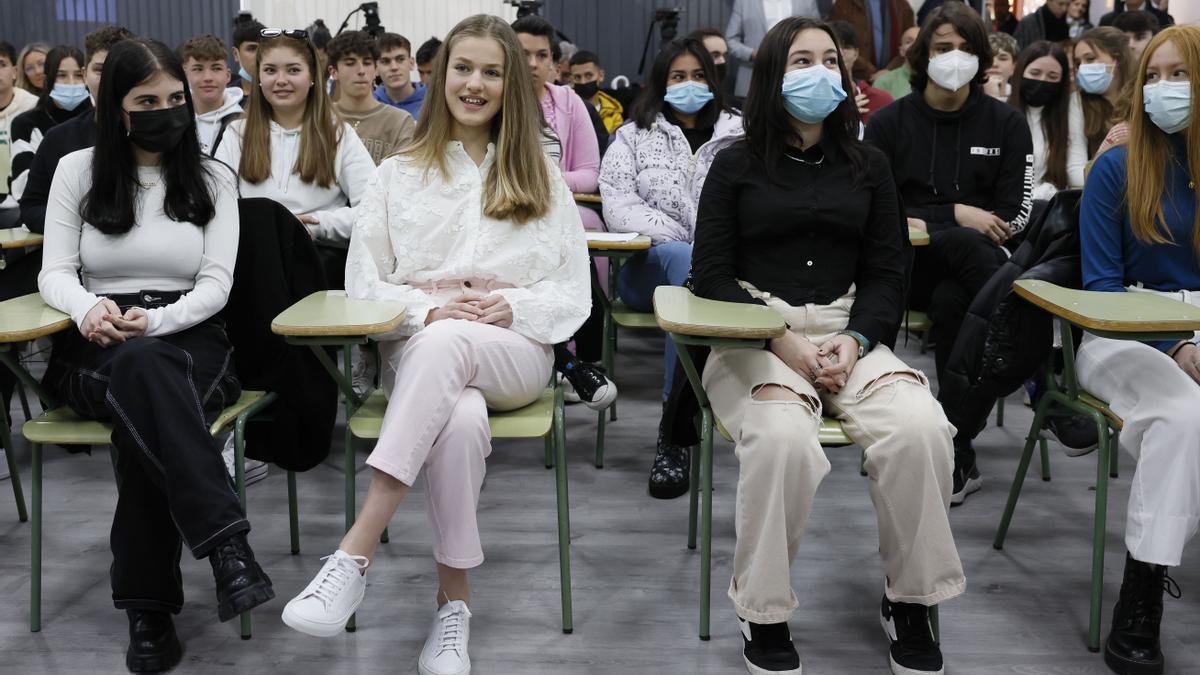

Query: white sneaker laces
[[436, 607, 467, 655], [311, 553, 368, 608]]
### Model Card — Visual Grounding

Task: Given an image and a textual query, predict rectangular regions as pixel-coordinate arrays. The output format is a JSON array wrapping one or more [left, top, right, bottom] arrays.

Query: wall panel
[[0, 0, 239, 54]]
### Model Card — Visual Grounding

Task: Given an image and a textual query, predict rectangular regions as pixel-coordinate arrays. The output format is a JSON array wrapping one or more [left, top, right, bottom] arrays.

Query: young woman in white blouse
[[38, 39, 273, 674], [281, 15, 590, 675], [1010, 40, 1087, 201], [214, 28, 374, 288]]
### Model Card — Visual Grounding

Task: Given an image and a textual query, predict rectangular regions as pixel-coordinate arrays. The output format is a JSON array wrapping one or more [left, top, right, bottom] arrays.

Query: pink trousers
[[366, 317, 552, 569]]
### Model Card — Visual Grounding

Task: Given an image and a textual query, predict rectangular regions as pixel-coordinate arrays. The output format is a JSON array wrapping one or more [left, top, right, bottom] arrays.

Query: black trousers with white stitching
[[49, 312, 246, 613]]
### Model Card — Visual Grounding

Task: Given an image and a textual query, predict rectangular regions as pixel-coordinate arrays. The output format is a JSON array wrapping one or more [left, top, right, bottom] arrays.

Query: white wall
[[241, 0, 518, 47]]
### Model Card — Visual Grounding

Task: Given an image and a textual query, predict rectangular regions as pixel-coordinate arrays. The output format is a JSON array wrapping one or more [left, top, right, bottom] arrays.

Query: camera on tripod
[[654, 8, 682, 41], [505, 0, 544, 18]]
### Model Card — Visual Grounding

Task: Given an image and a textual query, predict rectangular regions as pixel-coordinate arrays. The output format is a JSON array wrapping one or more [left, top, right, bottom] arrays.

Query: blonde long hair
[[1126, 25, 1200, 253], [16, 42, 49, 94], [1076, 28, 1135, 157], [403, 14, 552, 224], [238, 35, 341, 188]]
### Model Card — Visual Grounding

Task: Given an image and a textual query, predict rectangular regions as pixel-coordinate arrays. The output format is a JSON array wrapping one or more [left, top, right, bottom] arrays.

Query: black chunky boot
[[209, 533, 275, 622], [1104, 552, 1181, 675], [648, 412, 691, 499], [125, 610, 182, 673]]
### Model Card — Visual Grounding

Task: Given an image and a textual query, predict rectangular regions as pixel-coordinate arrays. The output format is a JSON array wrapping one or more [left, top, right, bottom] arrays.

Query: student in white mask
[[864, 1, 1034, 506]]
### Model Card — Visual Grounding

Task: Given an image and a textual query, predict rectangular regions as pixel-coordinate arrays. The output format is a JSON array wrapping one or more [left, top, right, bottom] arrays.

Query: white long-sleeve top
[[214, 118, 375, 245], [1027, 93, 1087, 201], [345, 141, 591, 344], [38, 149, 239, 336]]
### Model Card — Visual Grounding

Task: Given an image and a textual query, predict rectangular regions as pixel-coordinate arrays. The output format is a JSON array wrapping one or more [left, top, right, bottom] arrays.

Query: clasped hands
[[424, 292, 513, 328], [769, 331, 861, 395], [80, 298, 148, 348]]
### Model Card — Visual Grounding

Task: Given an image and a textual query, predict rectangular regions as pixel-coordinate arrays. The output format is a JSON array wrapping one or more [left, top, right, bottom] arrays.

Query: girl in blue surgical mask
[[1074, 27, 1135, 158], [1077, 25, 1200, 675], [9, 45, 93, 206], [598, 37, 740, 499], [690, 16, 963, 675]]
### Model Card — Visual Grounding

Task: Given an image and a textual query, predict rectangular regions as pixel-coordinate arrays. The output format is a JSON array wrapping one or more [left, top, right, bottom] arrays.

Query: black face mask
[[126, 105, 192, 153], [574, 81, 600, 99], [715, 63, 728, 83], [1020, 78, 1062, 107]]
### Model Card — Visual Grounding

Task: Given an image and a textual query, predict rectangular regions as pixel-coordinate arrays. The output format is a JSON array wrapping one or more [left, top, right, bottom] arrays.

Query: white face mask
[[927, 50, 980, 92]]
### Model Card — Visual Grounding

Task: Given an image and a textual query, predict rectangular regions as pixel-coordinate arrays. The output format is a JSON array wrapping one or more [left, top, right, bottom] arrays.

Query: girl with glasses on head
[[214, 28, 374, 289]]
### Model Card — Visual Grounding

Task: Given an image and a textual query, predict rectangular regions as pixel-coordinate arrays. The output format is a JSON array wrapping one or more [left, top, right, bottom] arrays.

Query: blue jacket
[[374, 82, 426, 121]]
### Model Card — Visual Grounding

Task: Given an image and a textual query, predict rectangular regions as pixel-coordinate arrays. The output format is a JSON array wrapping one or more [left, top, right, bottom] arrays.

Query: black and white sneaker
[[739, 616, 802, 675], [559, 361, 617, 412], [649, 427, 691, 499], [1044, 413, 1100, 457], [880, 595, 944, 675], [950, 454, 981, 507]]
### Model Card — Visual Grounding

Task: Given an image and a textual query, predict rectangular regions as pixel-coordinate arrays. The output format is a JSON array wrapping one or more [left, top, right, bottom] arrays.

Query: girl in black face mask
[[38, 38, 273, 673], [1011, 40, 1087, 200]]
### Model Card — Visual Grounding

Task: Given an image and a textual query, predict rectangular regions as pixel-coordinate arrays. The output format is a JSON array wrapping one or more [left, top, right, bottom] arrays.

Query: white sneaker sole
[[581, 381, 618, 412], [743, 654, 801, 675], [280, 584, 365, 638], [950, 474, 982, 506], [418, 657, 471, 675], [243, 462, 269, 486]]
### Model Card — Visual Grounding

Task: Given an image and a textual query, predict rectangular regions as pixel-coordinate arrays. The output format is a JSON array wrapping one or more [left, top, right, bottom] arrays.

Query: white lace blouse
[[345, 141, 591, 344]]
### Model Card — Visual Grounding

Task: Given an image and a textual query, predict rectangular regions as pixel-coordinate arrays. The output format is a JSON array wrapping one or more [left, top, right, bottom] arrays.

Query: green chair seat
[[714, 416, 852, 446], [903, 310, 931, 332], [611, 302, 659, 330], [348, 388, 556, 440], [1079, 391, 1123, 431]]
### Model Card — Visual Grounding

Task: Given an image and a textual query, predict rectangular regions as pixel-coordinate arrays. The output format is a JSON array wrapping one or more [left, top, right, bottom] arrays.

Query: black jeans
[[909, 227, 1007, 384], [49, 299, 245, 614]]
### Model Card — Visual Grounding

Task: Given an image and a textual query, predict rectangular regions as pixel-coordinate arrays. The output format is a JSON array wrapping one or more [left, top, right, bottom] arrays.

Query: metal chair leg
[[544, 434, 554, 469], [594, 409, 605, 468], [1039, 437, 1051, 482], [233, 420, 252, 639], [1, 409, 27, 522], [994, 395, 1054, 549], [1088, 421, 1111, 653], [552, 390, 573, 634], [687, 437, 700, 550], [699, 407, 714, 641], [1110, 429, 1120, 479], [287, 470, 300, 554], [930, 605, 939, 641], [31, 442, 41, 632], [996, 397, 1005, 427]]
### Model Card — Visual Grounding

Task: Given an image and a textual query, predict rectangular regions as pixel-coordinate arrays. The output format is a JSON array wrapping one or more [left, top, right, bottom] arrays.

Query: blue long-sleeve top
[[1080, 134, 1200, 352]]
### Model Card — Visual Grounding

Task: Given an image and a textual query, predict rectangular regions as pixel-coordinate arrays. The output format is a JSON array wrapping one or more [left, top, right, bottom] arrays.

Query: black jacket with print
[[865, 84, 1035, 236]]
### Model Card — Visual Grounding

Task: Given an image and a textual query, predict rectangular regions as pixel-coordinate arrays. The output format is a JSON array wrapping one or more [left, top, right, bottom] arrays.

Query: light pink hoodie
[[541, 82, 602, 231]]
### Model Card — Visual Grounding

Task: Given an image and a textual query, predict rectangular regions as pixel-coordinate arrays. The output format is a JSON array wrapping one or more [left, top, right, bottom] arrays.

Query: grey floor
[[0, 330, 1197, 675]]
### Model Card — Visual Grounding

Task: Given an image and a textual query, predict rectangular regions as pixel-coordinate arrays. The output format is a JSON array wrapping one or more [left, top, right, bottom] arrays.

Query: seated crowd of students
[[0, 2, 1195, 675]]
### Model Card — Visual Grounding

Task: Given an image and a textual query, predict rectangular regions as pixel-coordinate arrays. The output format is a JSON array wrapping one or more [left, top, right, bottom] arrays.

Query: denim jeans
[[616, 240, 693, 400]]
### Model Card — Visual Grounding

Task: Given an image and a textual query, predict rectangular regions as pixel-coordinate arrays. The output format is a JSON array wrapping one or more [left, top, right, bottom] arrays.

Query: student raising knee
[[37, 38, 273, 673], [214, 28, 374, 288], [281, 15, 590, 675], [598, 36, 742, 499], [691, 17, 963, 675]]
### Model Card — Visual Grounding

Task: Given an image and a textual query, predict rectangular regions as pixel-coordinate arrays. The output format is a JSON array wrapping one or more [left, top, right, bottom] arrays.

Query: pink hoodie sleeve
[[558, 91, 600, 194]]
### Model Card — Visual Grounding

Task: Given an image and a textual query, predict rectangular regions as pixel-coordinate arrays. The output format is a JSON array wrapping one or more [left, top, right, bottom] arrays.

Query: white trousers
[[1078, 331, 1200, 566]]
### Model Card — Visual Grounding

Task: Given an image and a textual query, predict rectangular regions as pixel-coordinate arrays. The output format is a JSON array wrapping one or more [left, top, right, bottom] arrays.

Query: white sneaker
[[281, 550, 369, 637], [352, 348, 377, 397], [222, 434, 268, 486], [418, 600, 472, 675]]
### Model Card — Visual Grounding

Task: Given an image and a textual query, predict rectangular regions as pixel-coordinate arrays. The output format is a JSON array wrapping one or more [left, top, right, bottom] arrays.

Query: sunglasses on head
[[259, 28, 310, 40]]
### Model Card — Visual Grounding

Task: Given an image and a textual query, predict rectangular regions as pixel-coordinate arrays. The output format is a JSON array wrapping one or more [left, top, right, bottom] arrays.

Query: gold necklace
[[1171, 154, 1196, 189]]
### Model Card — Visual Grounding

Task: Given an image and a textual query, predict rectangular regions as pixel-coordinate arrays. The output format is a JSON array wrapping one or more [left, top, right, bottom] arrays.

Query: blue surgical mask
[[49, 82, 90, 111], [1076, 63, 1114, 95], [781, 66, 847, 124], [239, 65, 253, 82], [1143, 80, 1192, 134], [664, 81, 713, 115]]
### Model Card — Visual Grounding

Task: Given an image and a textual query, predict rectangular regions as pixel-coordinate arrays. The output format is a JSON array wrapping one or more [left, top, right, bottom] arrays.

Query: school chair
[[992, 280, 1200, 652], [652, 286, 939, 641], [0, 293, 284, 638]]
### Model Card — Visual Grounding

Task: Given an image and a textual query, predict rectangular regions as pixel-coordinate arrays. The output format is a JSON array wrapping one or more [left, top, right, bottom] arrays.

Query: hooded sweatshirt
[[214, 118, 376, 246], [0, 88, 39, 200], [9, 97, 93, 203], [865, 85, 1034, 236], [540, 81, 602, 231], [195, 88, 244, 156], [373, 81, 426, 121]]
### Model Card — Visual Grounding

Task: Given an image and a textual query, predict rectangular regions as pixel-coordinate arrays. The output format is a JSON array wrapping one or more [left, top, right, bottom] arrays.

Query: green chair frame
[[655, 287, 939, 641], [346, 380, 574, 634], [992, 280, 1200, 652]]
